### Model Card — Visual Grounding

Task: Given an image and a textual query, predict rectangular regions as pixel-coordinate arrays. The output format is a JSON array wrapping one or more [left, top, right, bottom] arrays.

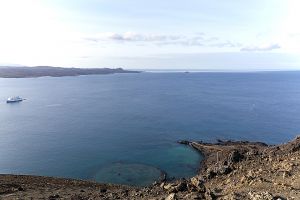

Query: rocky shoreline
[[1, 136, 300, 199]]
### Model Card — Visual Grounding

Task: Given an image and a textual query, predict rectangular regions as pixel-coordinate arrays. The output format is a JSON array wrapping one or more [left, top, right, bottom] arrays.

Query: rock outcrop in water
[[1, 136, 300, 199]]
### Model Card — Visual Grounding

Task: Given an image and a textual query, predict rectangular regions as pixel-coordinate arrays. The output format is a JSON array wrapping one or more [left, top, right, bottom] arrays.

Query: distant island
[[0, 66, 140, 78]]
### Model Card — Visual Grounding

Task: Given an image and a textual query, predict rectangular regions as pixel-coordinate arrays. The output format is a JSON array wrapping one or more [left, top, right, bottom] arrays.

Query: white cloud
[[84, 32, 242, 49], [289, 33, 300, 38], [85, 32, 183, 42], [240, 43, 281, 52]]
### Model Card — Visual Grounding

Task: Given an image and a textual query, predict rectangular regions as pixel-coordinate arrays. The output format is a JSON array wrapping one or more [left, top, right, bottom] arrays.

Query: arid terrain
[[1, 136, 300, 199]]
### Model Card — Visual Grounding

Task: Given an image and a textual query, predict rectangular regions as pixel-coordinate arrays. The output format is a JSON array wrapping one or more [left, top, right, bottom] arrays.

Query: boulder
[[165, 193, 176, 200], [229, 150, 244, 163], [248, 191, 273, 200], [206, 168, 217, 179], [163, 182, 187, 193], [217, 165, 232, 175], [174, 182, 187, 192], [204, 189, 216, 200], [163, 183, 174, 190], [184, 192, 204, 199], [190, 177, 206, 193]]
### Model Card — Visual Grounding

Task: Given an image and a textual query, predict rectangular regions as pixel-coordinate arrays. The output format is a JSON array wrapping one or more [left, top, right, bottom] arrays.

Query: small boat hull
[[6, 96, 24, 103], [6, 99, 23, 103]]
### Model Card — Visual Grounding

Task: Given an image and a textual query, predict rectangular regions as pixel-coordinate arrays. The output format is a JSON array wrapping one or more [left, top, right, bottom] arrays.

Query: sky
[[0, 0, 300, 70]]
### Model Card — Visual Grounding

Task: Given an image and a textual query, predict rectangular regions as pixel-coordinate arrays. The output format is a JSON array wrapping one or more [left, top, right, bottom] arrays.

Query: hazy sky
[[0, 0, 300, 70]]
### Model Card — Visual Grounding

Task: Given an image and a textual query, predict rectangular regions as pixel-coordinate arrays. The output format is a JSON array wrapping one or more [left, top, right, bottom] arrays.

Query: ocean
[[1, 71, 300, 186]]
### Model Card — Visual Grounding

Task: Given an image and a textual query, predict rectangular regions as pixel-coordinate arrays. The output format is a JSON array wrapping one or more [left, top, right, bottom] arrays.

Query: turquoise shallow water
[[94, 163, 163, 186], [0, 72, 300, 186]]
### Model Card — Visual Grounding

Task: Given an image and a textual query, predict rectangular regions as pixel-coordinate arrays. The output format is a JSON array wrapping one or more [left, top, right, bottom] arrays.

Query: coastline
[[1, 137, 300, 199], [0, 66, 140, 78]]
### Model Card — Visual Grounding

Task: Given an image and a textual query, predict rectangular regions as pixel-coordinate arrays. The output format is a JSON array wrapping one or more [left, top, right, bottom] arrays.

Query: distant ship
[[6, 96, 23, 103]]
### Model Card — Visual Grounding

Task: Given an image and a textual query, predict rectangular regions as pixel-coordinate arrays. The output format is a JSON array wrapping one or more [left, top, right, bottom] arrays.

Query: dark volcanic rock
[[229, 150, 244, 163], [177, 140, 190, 145]]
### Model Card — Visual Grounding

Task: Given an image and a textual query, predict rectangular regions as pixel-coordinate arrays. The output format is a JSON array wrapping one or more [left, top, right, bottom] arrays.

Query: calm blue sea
[[0, 72, 300, 186]]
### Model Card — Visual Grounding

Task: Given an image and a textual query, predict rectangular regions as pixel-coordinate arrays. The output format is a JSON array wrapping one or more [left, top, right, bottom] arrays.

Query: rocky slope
[[1, 136, 300, 199]]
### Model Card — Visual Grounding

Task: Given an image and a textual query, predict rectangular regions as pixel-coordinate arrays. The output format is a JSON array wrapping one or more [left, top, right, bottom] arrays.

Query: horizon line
[[1, 65, 300, 73]]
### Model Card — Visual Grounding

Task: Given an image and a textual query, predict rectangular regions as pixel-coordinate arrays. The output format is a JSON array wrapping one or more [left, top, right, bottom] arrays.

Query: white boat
[[6, 96, 23, 103]]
